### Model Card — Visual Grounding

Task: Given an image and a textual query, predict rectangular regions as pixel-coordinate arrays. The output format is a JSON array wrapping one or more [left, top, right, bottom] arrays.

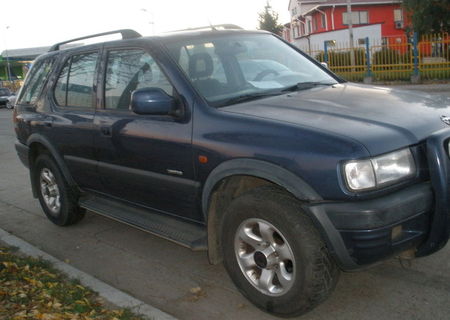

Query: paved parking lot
[[1, 87, 450, 320]]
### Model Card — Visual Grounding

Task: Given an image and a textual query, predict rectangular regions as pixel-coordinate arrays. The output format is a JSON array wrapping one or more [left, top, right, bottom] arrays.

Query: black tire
[[221, 186, 339, 317], [6, 102, 13, 109], [33, 153, 85, 226]]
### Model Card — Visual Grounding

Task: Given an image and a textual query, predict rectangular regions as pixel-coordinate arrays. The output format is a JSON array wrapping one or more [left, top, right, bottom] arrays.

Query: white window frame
[[394, 8, 403, 22], [343, 11, 369, 25]]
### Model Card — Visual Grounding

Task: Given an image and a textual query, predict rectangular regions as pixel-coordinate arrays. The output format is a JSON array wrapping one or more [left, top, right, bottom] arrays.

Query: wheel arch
[[202, 158, 322, 264], [27, 134, 78, 197]]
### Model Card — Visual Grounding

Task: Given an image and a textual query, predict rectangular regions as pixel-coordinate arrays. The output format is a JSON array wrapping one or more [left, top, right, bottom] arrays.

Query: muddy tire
[[33, 153, 85, 226], [221, 186, 339, 317]]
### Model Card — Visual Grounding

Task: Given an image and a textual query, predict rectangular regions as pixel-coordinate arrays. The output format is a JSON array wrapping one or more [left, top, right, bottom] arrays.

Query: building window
[[394, 8, 403, 22], [307, 20, 312, 34], [343, 11, 369, 25], [321, 14, 326, 28], [291, 7, 297, 17]]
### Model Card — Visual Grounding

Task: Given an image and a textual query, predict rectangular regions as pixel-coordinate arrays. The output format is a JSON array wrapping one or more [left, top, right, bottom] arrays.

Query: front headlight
[[344, 148, 416, 192]]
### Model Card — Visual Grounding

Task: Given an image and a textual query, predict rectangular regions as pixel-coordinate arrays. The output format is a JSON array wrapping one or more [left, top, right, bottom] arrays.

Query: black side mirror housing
[[131, 87, 176, 116]]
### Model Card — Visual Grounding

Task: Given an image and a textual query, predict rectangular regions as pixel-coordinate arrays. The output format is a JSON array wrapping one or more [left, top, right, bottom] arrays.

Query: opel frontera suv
[[13, 26, 450, 317]]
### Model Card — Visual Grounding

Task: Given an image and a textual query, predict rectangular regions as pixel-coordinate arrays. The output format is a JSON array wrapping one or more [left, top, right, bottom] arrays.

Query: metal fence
[[304, 33, 450, 82]]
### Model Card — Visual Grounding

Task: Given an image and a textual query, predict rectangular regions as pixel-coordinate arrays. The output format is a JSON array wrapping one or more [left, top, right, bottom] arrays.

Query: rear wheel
[[221, 186, 339, 317], [33, 153, 85, 226]]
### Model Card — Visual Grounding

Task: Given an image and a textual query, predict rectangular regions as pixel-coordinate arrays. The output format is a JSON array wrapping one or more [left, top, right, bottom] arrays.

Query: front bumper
[[306, 129, 450, 271], [305, 183, 433, 270]]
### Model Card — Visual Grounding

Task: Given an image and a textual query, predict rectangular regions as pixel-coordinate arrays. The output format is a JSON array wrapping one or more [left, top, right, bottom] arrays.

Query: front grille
[[416, 130, 450, 256]]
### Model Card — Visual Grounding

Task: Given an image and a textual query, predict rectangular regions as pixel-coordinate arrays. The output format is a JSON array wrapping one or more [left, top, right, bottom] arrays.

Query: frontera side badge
[[441, 115, 450, 125]]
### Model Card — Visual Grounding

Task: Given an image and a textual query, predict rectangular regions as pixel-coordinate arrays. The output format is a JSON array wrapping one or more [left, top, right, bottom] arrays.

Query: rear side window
[[104, 49, 173, 110], [17, 58, 54, 105], [54, 52, 98, 108]]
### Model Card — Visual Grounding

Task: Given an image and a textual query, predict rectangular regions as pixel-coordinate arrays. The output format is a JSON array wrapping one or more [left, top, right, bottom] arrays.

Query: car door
[[48, 48, 103, 191], [93, 45, 200, 221]]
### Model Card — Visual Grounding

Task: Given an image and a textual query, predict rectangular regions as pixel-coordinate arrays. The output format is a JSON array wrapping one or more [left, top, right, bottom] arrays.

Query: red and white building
[[283, 0, 410, 51]]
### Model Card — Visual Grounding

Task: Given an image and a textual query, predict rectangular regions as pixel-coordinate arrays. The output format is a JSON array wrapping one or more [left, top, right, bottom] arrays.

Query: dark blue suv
[[13, 27, 450, 317]]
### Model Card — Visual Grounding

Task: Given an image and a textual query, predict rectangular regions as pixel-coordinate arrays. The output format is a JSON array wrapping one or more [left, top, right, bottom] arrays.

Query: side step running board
[[79, 194, 207, 251]]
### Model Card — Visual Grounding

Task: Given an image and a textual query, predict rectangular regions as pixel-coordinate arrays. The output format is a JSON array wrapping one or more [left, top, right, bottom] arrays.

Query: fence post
[[324, 41, 329, 64], [364, 37, 373, 83], [411, 32, 421, 83]]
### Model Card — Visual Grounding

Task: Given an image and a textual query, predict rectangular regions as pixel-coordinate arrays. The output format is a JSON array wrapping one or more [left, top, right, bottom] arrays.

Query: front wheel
[[33, 153, 85, 226], [6, 101, 13, 109], [221, 186, 339, 317]]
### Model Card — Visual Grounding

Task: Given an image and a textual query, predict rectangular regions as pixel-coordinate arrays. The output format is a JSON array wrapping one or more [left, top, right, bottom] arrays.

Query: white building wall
[[293, 24, 382, 53]]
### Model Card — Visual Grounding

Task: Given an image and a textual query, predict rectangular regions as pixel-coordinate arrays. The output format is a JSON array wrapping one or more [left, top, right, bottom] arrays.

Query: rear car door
[[47, 48, 102, 191], [93, 44, 200, 221]]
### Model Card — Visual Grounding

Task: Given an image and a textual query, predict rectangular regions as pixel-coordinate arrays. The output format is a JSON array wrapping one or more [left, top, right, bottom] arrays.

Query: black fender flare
[[201, 159, 359, 268], [202, 158, 325, 264], [202, 158, 322, 217], [27, 134, 78, 195]]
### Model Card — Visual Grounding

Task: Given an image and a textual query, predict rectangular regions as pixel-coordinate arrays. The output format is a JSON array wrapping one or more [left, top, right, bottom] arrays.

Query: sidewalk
[[0, 229, 176, 320]]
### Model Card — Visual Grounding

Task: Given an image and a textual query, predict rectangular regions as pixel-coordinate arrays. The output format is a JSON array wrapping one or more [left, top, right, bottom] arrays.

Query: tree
[[403, 0, 450, 35], [258, 2, 283, 35]]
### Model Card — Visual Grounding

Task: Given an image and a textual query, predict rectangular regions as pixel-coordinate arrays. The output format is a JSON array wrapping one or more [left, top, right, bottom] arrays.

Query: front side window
[[18, 58, 54, 105], [164, 33, 337, 107], [54, 52, 98, 108], [104, 49, 173, 110]]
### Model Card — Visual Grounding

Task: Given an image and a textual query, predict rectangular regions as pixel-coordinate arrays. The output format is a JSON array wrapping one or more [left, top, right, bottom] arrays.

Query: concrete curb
[[0, 228, 177, 320]]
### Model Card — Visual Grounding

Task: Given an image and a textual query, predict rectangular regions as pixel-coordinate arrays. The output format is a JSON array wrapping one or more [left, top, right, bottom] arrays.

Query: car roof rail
[[49, 29, 142, 52], [168, 24, 243, 33]]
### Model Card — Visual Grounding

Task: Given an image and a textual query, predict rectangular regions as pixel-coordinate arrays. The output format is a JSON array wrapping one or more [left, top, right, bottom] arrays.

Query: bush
[[315, 49, 366, 67], [372, 48, 402, 65]]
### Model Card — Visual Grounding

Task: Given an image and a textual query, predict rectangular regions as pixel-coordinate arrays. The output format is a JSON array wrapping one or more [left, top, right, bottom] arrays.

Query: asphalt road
[[0, 88, 450, 320]]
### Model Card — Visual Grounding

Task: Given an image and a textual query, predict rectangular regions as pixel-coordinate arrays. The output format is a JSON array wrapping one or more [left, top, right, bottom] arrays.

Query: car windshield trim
[[281, 81, 337, 92], [217, 90, 285, 107]]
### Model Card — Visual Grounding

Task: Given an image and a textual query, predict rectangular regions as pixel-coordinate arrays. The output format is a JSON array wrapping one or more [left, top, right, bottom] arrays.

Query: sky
[[0, 0, 290, 53]]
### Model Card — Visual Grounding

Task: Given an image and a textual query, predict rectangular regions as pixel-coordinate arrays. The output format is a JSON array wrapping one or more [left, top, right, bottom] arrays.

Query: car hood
[[221, 83, 450, 155]]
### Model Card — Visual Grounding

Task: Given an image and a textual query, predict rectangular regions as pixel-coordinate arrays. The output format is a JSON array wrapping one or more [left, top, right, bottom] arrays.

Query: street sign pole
[[346, 0, 355, 69]]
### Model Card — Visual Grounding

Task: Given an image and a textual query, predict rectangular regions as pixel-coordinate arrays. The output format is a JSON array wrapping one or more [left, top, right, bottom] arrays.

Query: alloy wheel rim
[[234, 218, 295, 296], [40, 168, 61, 216]]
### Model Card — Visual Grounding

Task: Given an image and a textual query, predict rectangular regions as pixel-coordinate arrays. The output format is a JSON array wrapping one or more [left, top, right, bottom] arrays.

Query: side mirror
[[131, 87, 176, 116], [321, 62, 329, 69]]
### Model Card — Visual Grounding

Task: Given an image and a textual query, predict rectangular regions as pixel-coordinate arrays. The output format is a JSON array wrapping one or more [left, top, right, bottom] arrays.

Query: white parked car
[[0, 87, 16, 109]]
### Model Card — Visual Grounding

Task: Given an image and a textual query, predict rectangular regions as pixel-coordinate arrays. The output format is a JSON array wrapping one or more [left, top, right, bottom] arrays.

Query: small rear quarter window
[[17, 58, 54, 105]]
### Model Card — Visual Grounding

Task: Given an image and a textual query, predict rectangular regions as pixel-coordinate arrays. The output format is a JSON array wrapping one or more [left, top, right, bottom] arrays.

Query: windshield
[[163, 33, 337, 107]]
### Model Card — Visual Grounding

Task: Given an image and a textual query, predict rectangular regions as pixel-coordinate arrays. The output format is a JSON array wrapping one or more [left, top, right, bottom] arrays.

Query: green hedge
[[315, 49, 366, 66]]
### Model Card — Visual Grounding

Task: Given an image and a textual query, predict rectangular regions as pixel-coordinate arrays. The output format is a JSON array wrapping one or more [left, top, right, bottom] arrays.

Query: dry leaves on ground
[[0, 247, 143, 320]]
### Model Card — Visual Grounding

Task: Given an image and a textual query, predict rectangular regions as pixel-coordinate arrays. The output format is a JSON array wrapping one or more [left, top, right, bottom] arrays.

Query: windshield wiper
[[282, 81, 336, 92], [221, 92, 282, 106]]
